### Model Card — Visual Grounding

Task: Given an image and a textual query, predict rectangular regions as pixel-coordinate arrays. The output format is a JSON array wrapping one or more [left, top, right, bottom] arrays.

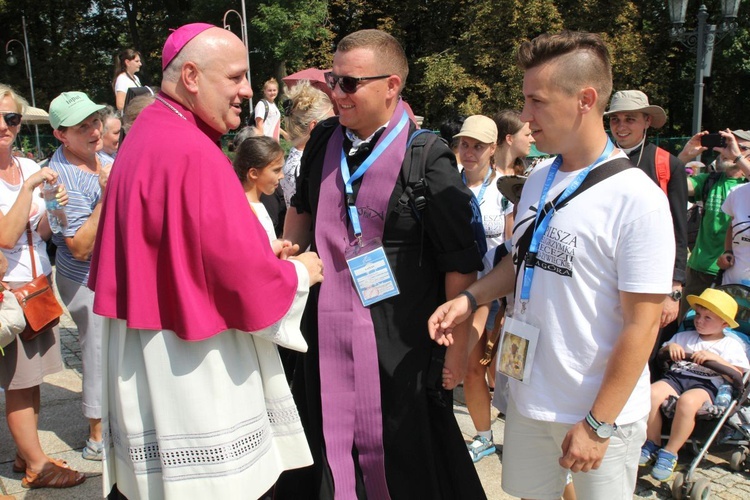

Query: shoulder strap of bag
[[655, 147, 671, 195], [514, 158, 634, 292], [25, 224, 37, 279], [400, 129, 436, 220], [15, 163, 38, 279], [701, 171, 722, 202], [262, 99, 270, 121]]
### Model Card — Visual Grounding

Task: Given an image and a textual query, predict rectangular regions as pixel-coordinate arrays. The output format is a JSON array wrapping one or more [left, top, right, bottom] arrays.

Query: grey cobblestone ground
[[2, 313, 749, 498]]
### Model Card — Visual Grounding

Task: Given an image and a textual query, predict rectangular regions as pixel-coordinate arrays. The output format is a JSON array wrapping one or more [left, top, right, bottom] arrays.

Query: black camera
[[700, 133, 726, 148]]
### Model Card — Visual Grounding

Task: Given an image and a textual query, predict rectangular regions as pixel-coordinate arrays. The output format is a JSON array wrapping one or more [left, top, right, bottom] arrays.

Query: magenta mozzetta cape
[[88, 93, 298, 341]]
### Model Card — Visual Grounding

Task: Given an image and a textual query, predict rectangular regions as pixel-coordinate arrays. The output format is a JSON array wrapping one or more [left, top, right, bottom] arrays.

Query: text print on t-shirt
[[482, 213, 505, 239], [535, 224, 577, 277]]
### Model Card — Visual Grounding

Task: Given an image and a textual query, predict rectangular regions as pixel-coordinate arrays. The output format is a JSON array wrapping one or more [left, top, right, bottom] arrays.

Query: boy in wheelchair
[[642, 288, 750, 481]]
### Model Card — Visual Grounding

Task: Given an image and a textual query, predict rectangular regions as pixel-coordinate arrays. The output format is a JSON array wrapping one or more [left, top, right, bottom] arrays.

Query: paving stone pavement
[[2, 313, 749, 499]]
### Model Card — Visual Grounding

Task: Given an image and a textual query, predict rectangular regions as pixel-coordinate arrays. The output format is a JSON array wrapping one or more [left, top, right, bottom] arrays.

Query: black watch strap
[[458, 290, 478, 313]]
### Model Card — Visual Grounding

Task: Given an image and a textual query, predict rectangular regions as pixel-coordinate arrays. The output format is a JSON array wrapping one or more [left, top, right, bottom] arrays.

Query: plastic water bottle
[[715, 383, 733, 409], [42, 180, 67, 233]]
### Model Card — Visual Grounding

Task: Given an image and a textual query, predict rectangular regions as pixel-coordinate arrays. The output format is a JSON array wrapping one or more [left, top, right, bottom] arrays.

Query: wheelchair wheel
[[689, 477, 711, 500], [730, 447, 748, 471], [671, 472, 685, 500]]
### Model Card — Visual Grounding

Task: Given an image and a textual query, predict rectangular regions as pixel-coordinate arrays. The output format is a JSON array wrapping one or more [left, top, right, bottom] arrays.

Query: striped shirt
[[49, 148, 109, 285]]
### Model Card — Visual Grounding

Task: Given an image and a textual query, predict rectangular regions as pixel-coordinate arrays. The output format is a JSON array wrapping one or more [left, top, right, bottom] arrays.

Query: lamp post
[[5, 15, 41, 156], [224, 2, 251, 87], [668, 0, 740, 135]]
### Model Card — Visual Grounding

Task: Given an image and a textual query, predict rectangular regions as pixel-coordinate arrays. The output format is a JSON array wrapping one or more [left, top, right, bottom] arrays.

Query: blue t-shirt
[[49, 148, 109, 285]]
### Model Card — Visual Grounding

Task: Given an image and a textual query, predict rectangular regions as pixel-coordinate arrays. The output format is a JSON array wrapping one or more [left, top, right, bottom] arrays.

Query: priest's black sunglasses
[[0, 112, 22, 127], [324, 72, 391, 94]]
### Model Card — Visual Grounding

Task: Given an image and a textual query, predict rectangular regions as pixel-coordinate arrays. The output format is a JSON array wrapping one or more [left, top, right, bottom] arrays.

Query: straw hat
[[687, 288, 740, 329], [604, 90, 667, 129]]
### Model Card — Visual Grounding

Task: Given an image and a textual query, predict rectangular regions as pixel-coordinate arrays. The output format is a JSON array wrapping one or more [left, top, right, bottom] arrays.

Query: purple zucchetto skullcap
[[162, 23, 215, 70]]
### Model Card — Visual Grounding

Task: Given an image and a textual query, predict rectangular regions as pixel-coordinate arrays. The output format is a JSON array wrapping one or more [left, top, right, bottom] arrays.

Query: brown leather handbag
[[2, 225, 63, 341]]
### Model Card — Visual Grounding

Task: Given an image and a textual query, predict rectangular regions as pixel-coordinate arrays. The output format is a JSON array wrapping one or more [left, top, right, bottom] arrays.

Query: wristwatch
[[585, 411, 617, 439], [668, 289, 683, 302]]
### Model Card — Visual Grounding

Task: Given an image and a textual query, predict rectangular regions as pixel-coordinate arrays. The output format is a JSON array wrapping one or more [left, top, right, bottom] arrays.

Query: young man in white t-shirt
[[428, 31, 674, 499], [718, 182, 750, 285]]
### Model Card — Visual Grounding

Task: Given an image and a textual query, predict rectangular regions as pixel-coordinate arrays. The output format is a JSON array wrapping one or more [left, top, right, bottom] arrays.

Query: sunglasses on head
[[1, 112, 22, 127], [324, 72, 391, 94]]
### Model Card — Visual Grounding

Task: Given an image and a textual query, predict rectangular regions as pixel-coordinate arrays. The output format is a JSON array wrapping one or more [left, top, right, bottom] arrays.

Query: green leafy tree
[[249, 0, 330, 90]]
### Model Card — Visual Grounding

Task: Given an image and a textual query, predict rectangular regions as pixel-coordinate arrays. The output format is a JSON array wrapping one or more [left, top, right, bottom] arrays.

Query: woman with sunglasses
[[113, 48, 143, 111], [0, 84, 84, 490], [48, 91, 111, 464], [280, 80, 334, 208]]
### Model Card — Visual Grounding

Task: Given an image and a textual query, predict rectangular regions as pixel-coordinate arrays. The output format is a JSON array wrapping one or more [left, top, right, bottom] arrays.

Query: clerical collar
[[619, 132, 648, 167], [345, 123, 389, 156]]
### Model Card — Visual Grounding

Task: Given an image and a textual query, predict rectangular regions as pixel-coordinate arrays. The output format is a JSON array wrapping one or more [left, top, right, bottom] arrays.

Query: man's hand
[[559, 420, 610, 473], [660, 297, 679, 327], [427, 295, 473, 346], [678, 131, 708, 163]]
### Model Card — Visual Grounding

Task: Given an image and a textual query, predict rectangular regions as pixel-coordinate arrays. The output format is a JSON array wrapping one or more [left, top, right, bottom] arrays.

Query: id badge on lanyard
[[345, 238, 399, 307], [340, 112, 409, 307]]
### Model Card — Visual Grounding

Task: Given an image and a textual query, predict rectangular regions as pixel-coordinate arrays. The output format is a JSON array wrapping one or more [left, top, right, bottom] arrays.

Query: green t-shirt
[[688, 173, 748, 274]]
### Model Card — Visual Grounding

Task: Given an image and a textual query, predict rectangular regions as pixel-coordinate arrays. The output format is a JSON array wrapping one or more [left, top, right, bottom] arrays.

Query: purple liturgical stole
[[315, 102, 410, 500]]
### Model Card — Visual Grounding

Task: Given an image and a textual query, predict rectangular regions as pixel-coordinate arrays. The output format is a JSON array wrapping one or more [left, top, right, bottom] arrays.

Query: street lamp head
[[6, 51, 17, 67], [721, 0, 741, 20], [668, 0, 688, 26]]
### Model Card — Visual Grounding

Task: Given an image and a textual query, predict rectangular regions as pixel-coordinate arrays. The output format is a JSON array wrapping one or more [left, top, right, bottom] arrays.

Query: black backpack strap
[[399, 129, 436, 220], [701, 171, 722, 202], [514, 158, 634, 294], [262, 99, 270, 121]]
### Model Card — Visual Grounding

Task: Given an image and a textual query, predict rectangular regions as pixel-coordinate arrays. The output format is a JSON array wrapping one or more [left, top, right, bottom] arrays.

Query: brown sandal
[[12, 454, 69, 474], [21, 462, 85, 489]]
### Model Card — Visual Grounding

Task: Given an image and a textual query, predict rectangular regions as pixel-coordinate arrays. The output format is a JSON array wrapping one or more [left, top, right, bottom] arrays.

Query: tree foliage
[[0, 0, 746, 135]]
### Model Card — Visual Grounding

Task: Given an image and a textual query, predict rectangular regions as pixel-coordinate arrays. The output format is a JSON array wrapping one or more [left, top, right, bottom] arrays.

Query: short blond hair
[[337, 29, 409, 89], [0, 84, 28, 113]]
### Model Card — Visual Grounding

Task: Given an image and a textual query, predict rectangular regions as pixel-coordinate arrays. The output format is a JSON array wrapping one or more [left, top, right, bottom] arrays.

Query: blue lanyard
[[520, 139, 615, 304], [461, 167, 492, 205], [340, 111, 409, 244]]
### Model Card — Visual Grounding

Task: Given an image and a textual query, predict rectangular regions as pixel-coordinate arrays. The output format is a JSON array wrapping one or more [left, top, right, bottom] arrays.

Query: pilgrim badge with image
[[497, 316, 539, 384]]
